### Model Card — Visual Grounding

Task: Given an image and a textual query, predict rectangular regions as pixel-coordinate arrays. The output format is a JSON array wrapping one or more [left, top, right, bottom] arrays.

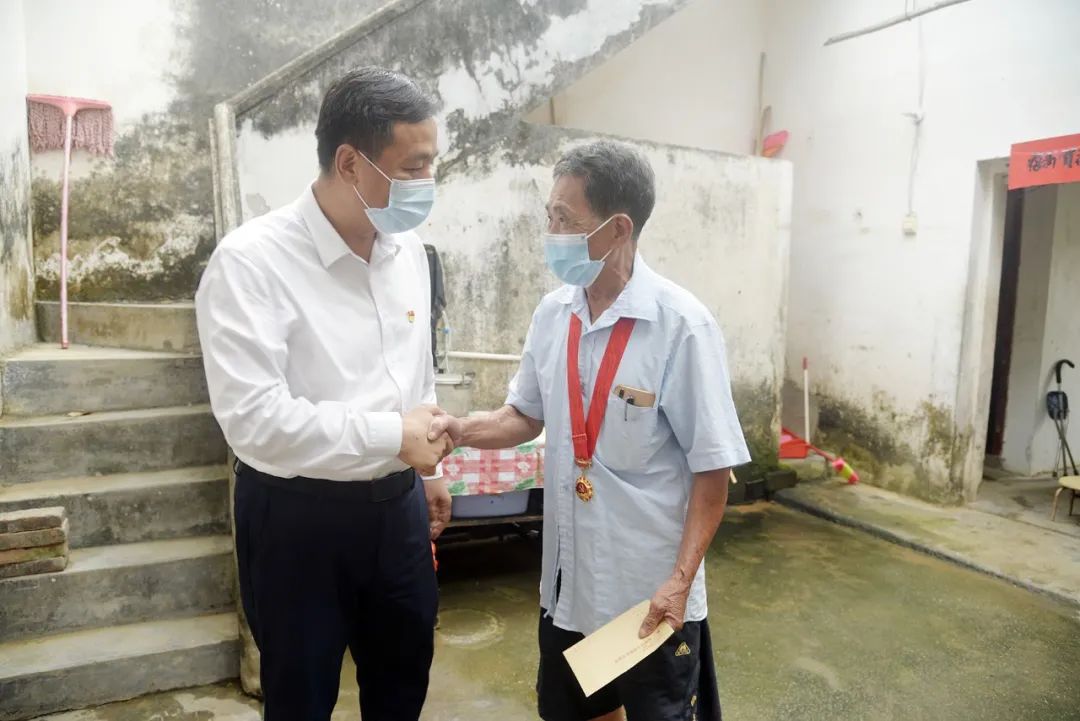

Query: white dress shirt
[[195, 185, 436, 482], [507, 256, 750, 634]]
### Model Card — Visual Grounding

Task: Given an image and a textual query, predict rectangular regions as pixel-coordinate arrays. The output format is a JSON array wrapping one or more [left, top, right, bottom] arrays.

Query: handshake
[[398, 405, 465, 540], [396, 405, 464, 477]]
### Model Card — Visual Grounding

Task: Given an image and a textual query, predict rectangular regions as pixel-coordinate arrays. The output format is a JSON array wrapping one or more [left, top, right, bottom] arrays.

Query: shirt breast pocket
[[596, 394, 661, 473]]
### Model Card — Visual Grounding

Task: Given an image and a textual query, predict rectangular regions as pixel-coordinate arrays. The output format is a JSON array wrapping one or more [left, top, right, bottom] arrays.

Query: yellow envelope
[[562, 600, 675, 697]]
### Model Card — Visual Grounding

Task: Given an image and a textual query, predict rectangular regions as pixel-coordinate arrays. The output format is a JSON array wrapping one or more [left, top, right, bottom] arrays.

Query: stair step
[[0, 536, 234, 643], [0, 466, 229, 548], [36, 301, 199, 354], [0, 406, 227, 484], [0, 613, 238, 720], [1, 344, 208, 416]]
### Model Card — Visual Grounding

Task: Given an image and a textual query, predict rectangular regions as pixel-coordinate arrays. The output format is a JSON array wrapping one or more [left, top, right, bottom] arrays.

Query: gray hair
[[553, 141, 656, 239], [315, 67, 435, 171]]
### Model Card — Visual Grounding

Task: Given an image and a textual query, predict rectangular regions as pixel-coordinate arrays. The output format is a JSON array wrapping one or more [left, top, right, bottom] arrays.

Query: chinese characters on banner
[[1008, 133, 1080, 189]]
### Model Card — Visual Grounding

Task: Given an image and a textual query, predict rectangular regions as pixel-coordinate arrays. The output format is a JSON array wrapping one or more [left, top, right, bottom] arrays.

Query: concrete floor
[[971, 474, 1080, 539], [33, 504, 1080, 721], [779, 479, 1080, 608]]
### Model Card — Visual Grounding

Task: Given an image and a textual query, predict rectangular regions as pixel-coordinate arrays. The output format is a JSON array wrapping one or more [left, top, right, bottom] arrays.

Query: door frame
[[953, 157, 1010, 502]]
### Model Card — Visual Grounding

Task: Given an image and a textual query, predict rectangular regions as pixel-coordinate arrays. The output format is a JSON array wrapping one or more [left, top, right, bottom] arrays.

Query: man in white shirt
[[195, 67, 452, 721], [430, 141, 749, 721]]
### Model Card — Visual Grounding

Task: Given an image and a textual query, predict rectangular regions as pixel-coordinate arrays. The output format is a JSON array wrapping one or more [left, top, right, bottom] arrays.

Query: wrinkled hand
[[639, 576, 691, 638], [427, 412, 464, 448], [399, 405, 454, 476], [424, 477, 452, 540]]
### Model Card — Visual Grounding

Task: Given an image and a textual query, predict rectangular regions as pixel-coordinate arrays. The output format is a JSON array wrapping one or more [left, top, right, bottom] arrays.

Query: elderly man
[[431, 140, 749, 721], [196, 68, 452, 720]]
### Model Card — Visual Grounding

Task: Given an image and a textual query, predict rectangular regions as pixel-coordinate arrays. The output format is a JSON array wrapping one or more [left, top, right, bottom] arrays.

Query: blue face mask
[[543, 216, 615, 287], [353, 151, 435, 235]]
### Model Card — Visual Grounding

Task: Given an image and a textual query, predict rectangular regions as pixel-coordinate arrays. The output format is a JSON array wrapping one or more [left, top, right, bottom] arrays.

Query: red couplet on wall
[[1008, 133, 1080, 190]]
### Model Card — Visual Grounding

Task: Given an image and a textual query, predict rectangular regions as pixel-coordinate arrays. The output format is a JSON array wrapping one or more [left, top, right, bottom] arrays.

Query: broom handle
[[803, 357, 810, 444], [60, 112, 73, 349]]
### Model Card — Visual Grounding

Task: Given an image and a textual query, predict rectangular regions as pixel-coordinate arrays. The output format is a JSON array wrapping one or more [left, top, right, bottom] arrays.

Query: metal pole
[[59, 112, 74, 349]]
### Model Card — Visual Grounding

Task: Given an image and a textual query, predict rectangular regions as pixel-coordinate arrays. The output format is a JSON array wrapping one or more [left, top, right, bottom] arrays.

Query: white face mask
[[352, 150, 436, 235], [542, 216, 616, 287]]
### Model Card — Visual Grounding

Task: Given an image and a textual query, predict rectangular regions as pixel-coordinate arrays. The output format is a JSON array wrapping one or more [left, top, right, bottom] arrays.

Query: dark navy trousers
[[235, 464, 439, 721]]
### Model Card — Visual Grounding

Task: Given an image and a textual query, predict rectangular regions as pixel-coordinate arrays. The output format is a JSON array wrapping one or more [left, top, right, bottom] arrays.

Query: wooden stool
[[1051, 476, 1080, 521]]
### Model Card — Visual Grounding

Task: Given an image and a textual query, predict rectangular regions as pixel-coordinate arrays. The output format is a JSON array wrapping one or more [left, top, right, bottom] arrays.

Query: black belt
[[234, 460, 416, 502]]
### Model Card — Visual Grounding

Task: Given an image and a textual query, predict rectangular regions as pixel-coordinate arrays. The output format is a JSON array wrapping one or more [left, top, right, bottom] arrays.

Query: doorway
[[974, 181, 1080, 529]]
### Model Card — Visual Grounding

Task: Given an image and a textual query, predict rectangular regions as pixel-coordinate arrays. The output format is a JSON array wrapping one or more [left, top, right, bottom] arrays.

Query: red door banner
[[1009, 133, 1080, 190]]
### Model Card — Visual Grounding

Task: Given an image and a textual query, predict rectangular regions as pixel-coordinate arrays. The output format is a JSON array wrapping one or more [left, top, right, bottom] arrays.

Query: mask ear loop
[[357, 149, 393, 182], [353, 185, 372, 209], [584, 215, 617, 240], [352, 149, 392, 211], [585, 215, 625, 262]]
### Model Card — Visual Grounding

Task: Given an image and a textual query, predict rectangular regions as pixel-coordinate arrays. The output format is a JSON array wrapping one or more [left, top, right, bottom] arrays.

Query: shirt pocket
[[596, 394, 661, 473]]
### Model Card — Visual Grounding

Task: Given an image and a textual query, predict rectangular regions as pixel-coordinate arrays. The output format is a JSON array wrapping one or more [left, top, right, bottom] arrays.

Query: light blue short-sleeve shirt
[[507, 256, 751, 634]]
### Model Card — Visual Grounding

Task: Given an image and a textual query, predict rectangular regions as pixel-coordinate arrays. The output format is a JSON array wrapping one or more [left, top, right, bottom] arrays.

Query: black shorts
[[537, 610, 722, 721]]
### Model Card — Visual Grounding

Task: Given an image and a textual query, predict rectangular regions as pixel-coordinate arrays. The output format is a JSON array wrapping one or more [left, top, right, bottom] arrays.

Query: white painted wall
[[22, 0, 178, 126], [236, 120, 319, 221], [763, 0, 1080, 499], [0, 0, 36, 354], [1038, 184, 1080, 475], [526, 0, 765, 155]]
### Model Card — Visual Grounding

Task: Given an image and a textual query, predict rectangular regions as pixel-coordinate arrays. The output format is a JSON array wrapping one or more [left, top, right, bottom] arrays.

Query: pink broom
[[26, 95, 114, 349]]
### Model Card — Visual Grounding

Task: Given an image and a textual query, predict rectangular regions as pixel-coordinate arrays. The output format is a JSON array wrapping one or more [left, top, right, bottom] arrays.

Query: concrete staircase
[[0, 306, 236, 720]]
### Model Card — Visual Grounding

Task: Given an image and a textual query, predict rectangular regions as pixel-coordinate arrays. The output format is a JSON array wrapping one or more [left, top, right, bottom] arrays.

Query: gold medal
[[575, 459, 594, 502], [575, 474, 594, 502]]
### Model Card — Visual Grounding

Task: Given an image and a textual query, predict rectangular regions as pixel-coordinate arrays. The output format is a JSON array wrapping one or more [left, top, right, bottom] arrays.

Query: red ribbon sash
[[566, 314, 636, 468]]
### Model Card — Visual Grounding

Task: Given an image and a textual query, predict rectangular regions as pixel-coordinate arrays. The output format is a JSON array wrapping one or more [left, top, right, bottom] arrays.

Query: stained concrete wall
[[1001, 184, 1080, 476], [21, 0, 692, 302], [227, 0, 788, 463], [22, 0, 388, 303], [0, 0, 36, 354], [764, 0, 1080, 502], [235, 119, 790, 458], [525, 0, 767, 156], [233, 0, 691, 218], [223, 0, 791, 454]]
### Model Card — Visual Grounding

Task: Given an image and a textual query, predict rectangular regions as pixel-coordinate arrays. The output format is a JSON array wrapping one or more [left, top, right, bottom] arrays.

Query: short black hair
[[315, 67, 436, 172], [553, 141, 656, 239]]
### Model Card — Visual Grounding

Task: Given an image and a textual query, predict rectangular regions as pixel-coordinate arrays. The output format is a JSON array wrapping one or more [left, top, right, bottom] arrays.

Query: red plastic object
[[780, 427, 810, 459], [832, 458, 860, 484], [762, 130, 789, 158]]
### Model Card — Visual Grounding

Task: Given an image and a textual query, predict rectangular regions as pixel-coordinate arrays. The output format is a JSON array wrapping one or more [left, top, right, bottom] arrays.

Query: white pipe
[[824, 0, 975, 46], [447, 351, 522, 363]]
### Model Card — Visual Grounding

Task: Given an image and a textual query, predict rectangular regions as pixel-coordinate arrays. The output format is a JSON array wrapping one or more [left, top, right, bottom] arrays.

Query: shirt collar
[[555, 254, 660, 325], [296, 184, 401, 268]]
